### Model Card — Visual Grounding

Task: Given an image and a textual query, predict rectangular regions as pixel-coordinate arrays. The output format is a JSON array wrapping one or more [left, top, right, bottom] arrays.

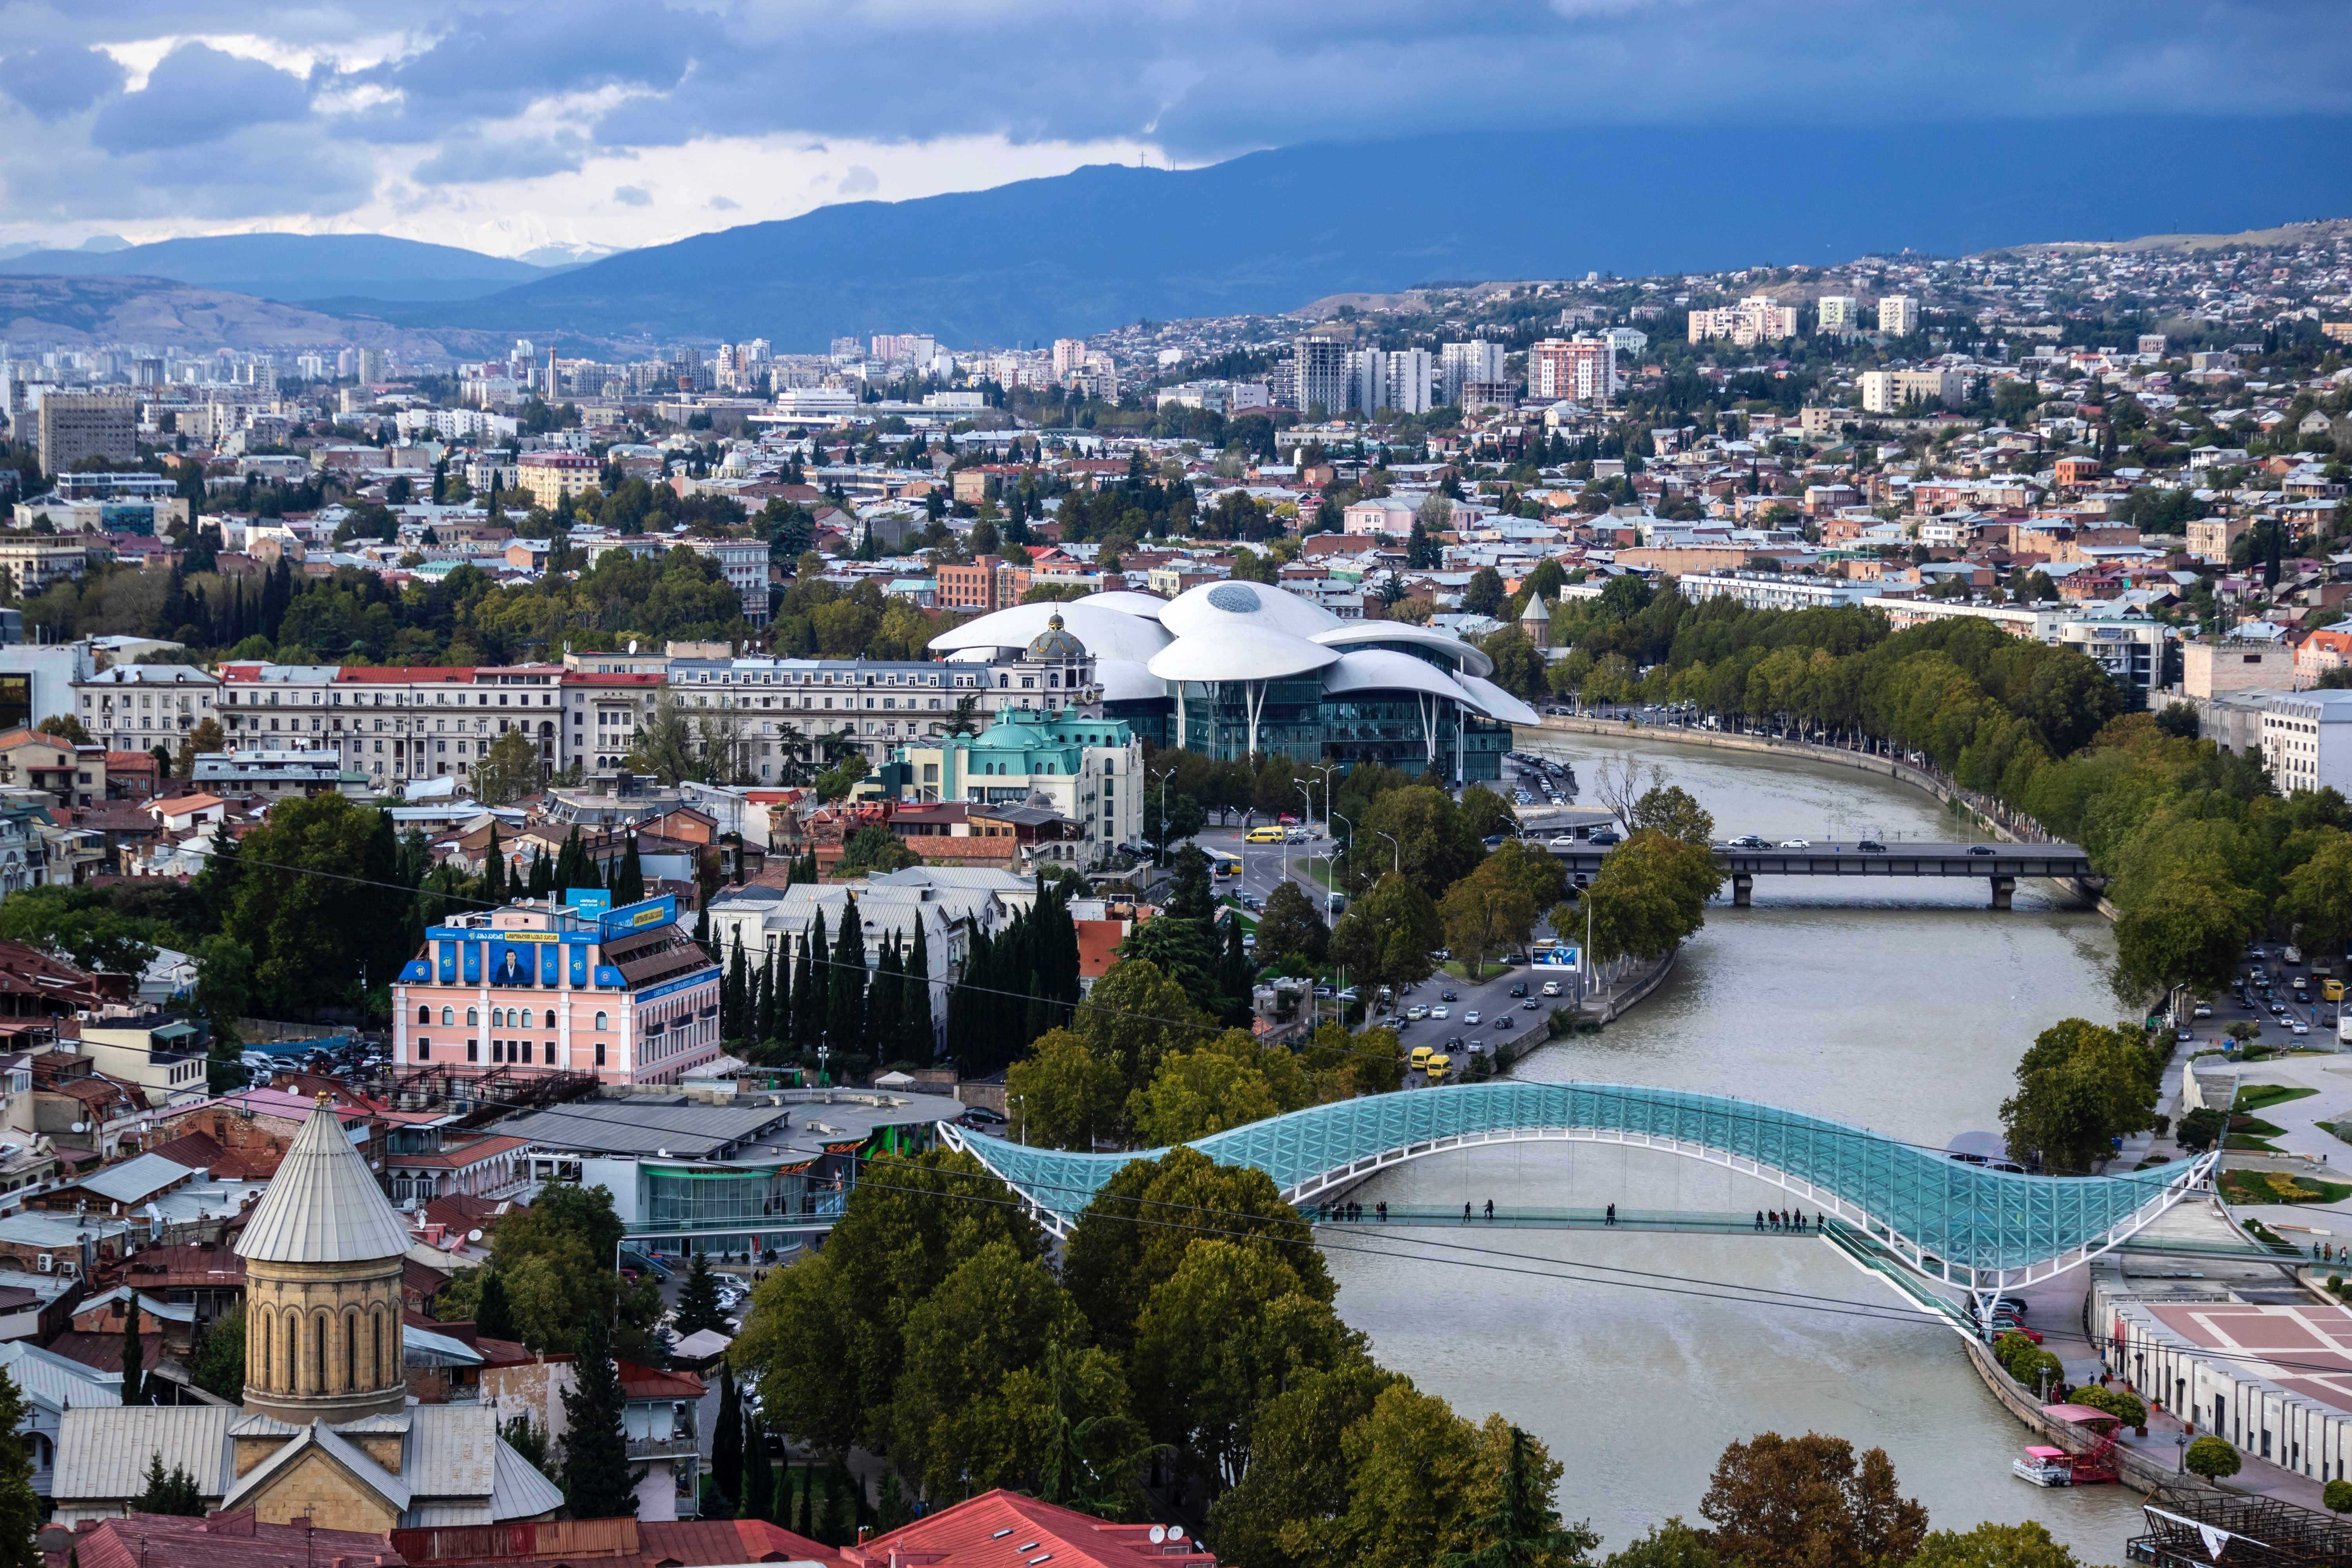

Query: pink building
[[391, 893, 722, 1087]]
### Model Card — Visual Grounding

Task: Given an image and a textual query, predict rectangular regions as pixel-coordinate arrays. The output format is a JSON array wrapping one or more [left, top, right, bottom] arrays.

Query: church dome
[[1025, 612, 1088, 662], [235, 1096, 413, 1265]]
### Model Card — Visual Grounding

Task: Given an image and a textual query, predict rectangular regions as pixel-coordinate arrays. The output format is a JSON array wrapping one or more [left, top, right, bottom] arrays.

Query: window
[[467, 1007, 479, 1025], [418, 1037, 431, 1060], [595, 1011, 609, 1031], [441, 1006, 454, 1026], [595, 1042, 606, 1066]]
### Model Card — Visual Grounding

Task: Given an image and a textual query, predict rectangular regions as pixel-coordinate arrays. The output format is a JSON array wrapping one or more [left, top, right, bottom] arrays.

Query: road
[[1189, 822, 1563, 1083]]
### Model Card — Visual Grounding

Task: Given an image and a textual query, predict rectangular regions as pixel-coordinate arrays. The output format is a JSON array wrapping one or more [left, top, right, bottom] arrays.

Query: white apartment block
[[2261, 691, 2352, 796], [2058, 619, 2170, 699], [216, 662, 568, 790], [682, 537, 771, 626], [1686, 297, 1799, 348], [1860, 369, 1965, 414], [1817, 296, 1859, 332], [1345, 349, 1434, 416], [1526, 337, 1618, 404], [1878, 296, 1922, 336], [1440, 341, 1506, 405], [73, 666, 220, 755], [1676, 571, 1886, 613]]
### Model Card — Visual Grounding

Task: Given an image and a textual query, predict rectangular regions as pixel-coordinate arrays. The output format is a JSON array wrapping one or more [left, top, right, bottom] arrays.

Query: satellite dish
[[628, 639, 640, 654], [70, 1122, 86, 1134], [466, 1228, 484, 1244], [1168, 1529, 1185, 1543], [1149, 1528, 1166, 1545]]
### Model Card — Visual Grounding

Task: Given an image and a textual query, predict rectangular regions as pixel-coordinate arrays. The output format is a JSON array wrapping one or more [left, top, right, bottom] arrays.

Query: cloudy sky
[[1, 0, 2343, 259]]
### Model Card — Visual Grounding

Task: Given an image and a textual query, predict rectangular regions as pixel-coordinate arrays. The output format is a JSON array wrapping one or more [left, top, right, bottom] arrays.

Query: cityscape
[[0, 9, 2344, 1568]]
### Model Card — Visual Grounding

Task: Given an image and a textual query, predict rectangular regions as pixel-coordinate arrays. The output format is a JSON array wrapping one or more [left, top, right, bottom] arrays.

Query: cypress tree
[[826, 900, 866, 1053], [694, 904, 711, 958], [794, 918, 824, 1051], [559, 1317, 638, 1518], [867, 935, 902, 1058], [725, 933, 748, 1038], [475, 1269, 518, 1341], [713, 1364, 743, 1508], [822, 1459, 856, 1546], [616, 835, 645, 904], [483, 825, 506, 902], [120, 1299, 145, 1406], [763, 942, 786, 1045], [801, 1465, 823, 1540], [1220, 914, 1254, 1025], [900, 920, 933, 1061], [742, 1413, 774, 1523]]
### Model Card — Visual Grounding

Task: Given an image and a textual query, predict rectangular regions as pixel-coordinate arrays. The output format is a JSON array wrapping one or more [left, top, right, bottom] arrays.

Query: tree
[[2175, 1105, 2227, 1152], [626, 691, 702, 785], [743, 1412, 775, 1522], [2282, 832, 2352, 958], [1592, 755, 1665, 834], [1348, 785, 1484, 898], [2112, 870, 2262, 1002], [560, 1316, 641, 1518], [1599, 1522, 1718, 1568], [1463, 567, 1506, 617], [888, 1240, 1080, 1500], [1331, 874, 1444, 996], [1573, 829, 1720, 963], [189, 1305, 245, 1401], [120, 1298, 146, 1406], [2324, 1478, 2352, 1514], [1077, 957, 1214, 1094], [221, 794, 413, 1014], [714, 1363, 744, 1513], [1005, 1028, 1125, 1150], [471, 729, 546, 805], [839, 824, 921, 876], [1128, 1028, 1314, 1147], [1439, 1423, 1597, 1568], [1630, 785, 1715, 846], [1998, 1018, 2160, 1173], [2184, 1434, 2241, 1481], [674, 1251, 729, 1337], [132, 1451, 204, 1516], [614, 836, 645, 904], [1697, 1432, 1926, 1568], [32, 713, 89, 744], [174, 717, 223, 777], [1253, 880, 1328, 964], [1441, 857, 1540, 977], [1909, 1523, 2080, 1568], [0, 1369, 34, 1563], [474, 1267, 519, 1341]]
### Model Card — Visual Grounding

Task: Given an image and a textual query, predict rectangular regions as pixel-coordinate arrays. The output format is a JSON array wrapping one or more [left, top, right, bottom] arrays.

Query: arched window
[[466, 1007, 479, 1025], [417, 1005, 431, 1024], [377, 1309, 390, 1388], [595, 1011, 608, 1031], [285, 1309, 303, 1392], [543, 1009, 557, 1029], [315, 1314, 329, 1393], [441, 1006, 455, 1026], [345, 1309, 358, 1392], [260, 1311, 272, 1386]]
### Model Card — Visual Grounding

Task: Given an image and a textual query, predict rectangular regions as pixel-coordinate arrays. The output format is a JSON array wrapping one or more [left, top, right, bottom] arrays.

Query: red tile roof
[[617, 1359, 704, 1401], [639, 1520, 843, 1566], [846, 1491, 1216, 1568]]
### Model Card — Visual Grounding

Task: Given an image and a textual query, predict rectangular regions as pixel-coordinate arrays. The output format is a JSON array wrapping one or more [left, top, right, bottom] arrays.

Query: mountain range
[[0, 233, 582, 305], [6, 117, 2351, 350]]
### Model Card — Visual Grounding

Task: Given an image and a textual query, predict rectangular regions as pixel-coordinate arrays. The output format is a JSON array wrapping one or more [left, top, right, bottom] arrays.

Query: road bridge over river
[[942, 1082, 2218, 1328], [1542, 839, 2096, 908]]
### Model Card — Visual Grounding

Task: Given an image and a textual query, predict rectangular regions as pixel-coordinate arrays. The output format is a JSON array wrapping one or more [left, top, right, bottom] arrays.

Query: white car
[[1541, 980, 1561, 997], [1549, 835, 1578, 850], [1779, 837, 1811, 848], [1405, 1005, 1429, 1021], [1464, 1010, 1482, 1025], [1430, 1005, 1451, 1020], [2293, 1020, 2312, 1036]]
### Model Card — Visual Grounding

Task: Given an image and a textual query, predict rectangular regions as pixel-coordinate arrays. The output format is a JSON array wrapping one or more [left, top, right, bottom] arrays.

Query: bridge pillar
[[1731, 874, 1752, 909], [1989, 876, 2014, 911]]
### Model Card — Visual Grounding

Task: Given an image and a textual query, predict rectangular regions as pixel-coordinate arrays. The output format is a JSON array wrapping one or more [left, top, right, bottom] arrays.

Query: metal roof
[[78, 1152, 197, 1205], [1146, 622, 1342, 682], [220, 1419, 412, 1516], [54, 1405, 238, 1501], [494, 1101, 798, 1158], [490, 1436, 567, 1520], [404, 1402, 499, 1499], [234, 1098, 414, 1265], [0, 1339, 117, 1414]]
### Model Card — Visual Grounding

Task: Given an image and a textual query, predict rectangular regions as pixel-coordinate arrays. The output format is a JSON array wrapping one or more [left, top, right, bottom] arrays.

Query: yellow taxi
[[1244, 825, 1285, 844]]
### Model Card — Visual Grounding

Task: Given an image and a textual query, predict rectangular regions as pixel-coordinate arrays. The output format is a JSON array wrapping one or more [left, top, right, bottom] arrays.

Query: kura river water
[[1327, 731, 2144, 1562]]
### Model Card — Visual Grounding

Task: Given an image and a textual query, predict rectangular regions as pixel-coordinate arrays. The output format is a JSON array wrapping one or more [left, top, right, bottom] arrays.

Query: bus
[[1206, 849, 1242, 879]]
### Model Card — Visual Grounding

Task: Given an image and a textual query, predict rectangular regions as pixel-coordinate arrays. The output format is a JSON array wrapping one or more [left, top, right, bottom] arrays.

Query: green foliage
[[2325, 1477, 2352, 1514], [2175, 1105, 2228, 1151], [1253, 880, 1329, 965], [1345, 785, 1486, 899], [1698, 1431, 1926, 1568], [0, 1370, 34, 1566], [559, 1316, 641, 1518], [1909, 1521, 2081, 1568], [1573, 829, 1721, 962], [189, 1305, 245, 1401], [1598, 1521, 1718, 1568], [1128, 1028, 1318, 1147], [2184, 1434, 2242, 1480], [501, 1412, 552, 1475], [0, 884, 166, 974], [1005, 1028, 1126, 1151], [2067, 1385, 2146, 1428], [1998, 1018, 2161, 1173], [839, 824, 921, 875], [132, 1451, 205, 1516], [673, 1250, 730, 1338], [1332, 874, 1445, 995]]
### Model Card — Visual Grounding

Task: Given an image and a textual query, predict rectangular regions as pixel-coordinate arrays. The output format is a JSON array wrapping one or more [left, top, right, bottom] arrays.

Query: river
[[1325, 731, 2144, 1562]]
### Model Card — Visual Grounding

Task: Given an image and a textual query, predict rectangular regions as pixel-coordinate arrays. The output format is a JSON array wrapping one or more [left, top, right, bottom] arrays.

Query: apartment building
[[1440, 341, 1506, 405], [2058, 618, 2171, 700], [2260, 690, 2352, 795], [2186, 516, 2252, 565], [71, 665, 219, 755], [515, 450, 597, 510], [1878, 296, 1922, 336], [1860, 369, 1965, 414], [1817, 296, 1860, 332], [935, 553, 1032, 614], [216, 662, 569, 789], [1687, 297, 1798, 347], [1526, 336, 1618, 405], [0, 540, 89, 597], [1290, 335, 1350, 415], [682, 537, 771, 625], [35, 394, 137, 478], [1677, 570, 1886, 612]]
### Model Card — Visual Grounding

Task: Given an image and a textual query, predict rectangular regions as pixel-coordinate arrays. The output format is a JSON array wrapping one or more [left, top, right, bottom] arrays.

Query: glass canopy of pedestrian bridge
[[940, 1082, 2216, 1300]]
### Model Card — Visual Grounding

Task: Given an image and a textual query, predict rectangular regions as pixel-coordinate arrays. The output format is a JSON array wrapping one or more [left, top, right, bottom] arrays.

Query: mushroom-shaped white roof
[[1312, 622, 1495, 679], [1148, 623, 1343, 683], [928, 600, 1171, 663], [1096, 658, 1169, 702], [1160, 579, 1343, 640], [1322, 648, 1479, 704], [1083, 590, 1171, 621], [235, 1098, 413, 1265], [1457, 673, 1544, 726]]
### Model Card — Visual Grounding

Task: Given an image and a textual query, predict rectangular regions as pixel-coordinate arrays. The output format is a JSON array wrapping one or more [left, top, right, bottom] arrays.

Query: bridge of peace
[[944, 1083, 2225, 1332]]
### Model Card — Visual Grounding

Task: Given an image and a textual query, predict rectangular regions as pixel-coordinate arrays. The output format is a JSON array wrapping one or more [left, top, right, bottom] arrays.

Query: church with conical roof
[[51, 1097, 564, 1531]]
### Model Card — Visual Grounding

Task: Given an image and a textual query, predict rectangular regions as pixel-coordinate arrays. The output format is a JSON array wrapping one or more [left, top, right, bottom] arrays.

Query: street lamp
[[1308, 763, 1338, 838], [1376, 829, 1402, 879], [1150, 765, 1178, 866]]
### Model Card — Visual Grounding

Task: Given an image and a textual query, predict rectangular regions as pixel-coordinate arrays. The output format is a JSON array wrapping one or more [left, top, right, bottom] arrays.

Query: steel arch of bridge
[[939, 1082, 2216, 1298]]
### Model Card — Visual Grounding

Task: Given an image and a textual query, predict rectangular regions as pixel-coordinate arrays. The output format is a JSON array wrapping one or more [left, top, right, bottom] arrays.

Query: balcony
[[626, 1433, 699, 1462]]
